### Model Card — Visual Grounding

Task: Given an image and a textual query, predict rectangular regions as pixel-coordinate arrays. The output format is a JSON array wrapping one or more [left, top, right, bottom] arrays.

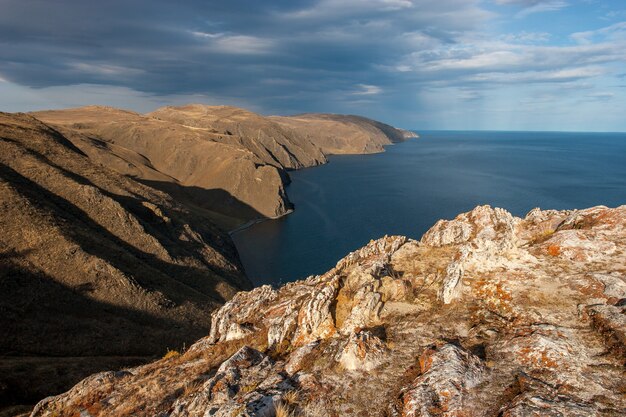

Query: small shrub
[[532, 229, 555, 244], [162, 349, 181, 360]]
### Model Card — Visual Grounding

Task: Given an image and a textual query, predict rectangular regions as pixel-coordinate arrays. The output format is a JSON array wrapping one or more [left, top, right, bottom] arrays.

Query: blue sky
[[1, 0, 625, 131]]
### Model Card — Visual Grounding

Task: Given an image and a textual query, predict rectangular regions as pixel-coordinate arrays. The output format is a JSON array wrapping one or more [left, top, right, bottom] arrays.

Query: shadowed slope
[[0, 112, 251, 408]]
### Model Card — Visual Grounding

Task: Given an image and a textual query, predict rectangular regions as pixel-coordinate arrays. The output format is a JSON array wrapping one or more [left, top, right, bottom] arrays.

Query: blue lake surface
[[232, 131, 626, 286]]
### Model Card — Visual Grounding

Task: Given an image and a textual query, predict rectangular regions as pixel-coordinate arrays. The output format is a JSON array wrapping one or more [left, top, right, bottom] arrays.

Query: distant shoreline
[[228, 208, 294, 235], [228, 135, 419, 235]]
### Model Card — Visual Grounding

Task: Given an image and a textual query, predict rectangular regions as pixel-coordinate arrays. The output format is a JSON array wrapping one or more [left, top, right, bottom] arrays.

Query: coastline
[[228, 134, 418, 235], [228, 208, 294, 235]]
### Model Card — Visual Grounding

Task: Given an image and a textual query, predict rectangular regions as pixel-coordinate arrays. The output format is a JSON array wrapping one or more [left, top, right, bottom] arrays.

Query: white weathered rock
[[336, 235, 409, 272], [586, 304, 626, 357], [265, 298, 301, 349], [399, 344, 485, 417], [421, 205, 519, 247], [499, 374, 601, 417], [285, 341, 319, 375], [292, 275, 340, 346], [207, 285, 277, 344], [439, 245, 470, 304], [592, 273, 626, 300], [340, 285, 383, 334], [425, 205, 527, 304], [494, 325, 575, 374], [170, 346, 292, 417], [336, 331, 386, 371]]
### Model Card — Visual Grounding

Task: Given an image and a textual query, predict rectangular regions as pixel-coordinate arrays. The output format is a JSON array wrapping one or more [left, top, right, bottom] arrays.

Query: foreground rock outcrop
[[34, 105, 416, 228], [31, 205, 626, 416]]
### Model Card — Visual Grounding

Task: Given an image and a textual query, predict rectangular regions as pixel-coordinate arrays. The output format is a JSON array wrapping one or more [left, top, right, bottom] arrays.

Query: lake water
[[232, 131, 626, 286]]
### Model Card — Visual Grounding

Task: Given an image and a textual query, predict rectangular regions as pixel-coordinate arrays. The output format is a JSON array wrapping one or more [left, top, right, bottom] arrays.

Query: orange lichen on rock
[[418, 347, 436, 373], [547, 244, 561, 256], [471, 276, 515, 318]]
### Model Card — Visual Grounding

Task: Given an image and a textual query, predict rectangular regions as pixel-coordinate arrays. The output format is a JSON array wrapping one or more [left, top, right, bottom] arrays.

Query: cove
[[232, 130, 626, 286]]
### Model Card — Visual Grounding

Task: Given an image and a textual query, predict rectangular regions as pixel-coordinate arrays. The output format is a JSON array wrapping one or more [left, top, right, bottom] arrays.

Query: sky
[[0, 0, 625, 131]]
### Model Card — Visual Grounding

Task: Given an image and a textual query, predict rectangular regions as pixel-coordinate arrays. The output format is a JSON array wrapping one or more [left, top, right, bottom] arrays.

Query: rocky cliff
[[0, 112, 251, 409], [33, 106, 415, 229], [30, 205, 626, 416]]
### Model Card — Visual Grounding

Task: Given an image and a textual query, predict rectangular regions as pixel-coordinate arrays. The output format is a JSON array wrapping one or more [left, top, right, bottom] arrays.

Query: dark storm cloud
[[0, 0, 489, 102]]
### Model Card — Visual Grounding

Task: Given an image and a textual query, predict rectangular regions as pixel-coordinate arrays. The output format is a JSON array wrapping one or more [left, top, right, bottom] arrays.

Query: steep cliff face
[[0, 112, 250, 407], [33, 107, 292, 227], [31, 205, 626, 416], [33, 106, 415, 228]]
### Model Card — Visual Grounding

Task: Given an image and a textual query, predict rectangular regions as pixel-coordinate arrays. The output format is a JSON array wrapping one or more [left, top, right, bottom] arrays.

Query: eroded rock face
[[30, 205, 626, 416], [207, 286, 277, 345], [336, 331, 386, 371], [398, 344, 485, 417], [169, 346, 293, 417]]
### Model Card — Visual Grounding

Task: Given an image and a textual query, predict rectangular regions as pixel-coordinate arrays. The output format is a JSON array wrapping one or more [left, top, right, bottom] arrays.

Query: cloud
[[396, 35, 625, 87], [571, 21, 626, 45], [69, 63, 145, 76], [352, 84, 382, 95], [457, 89, 483, 101], [493, 0, 569, 18], [515, 1, 569, 18], [465, 67, 607, 83], [190, 30, 276, 54], [210, 35, 276, 55], [280, 0, 414, 19], [586, 91, 615, 101], [500, 31, 551, 44], [0, 0, 624, 130]]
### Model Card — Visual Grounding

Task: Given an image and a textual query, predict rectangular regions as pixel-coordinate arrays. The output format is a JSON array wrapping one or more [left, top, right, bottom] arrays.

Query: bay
[[232, 131, 626, 286]]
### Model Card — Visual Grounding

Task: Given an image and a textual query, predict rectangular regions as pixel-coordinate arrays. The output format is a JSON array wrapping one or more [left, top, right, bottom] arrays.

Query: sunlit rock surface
[[31, 205, 626, 416]]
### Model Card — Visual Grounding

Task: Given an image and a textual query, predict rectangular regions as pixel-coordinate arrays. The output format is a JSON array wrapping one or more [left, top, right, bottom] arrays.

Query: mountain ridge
[[33, 105, 416, 229]]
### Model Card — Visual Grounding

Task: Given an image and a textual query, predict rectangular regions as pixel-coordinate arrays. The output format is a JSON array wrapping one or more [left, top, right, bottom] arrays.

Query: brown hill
[[34, 106, 416, 229], [0, 112, 251, 408], [271, 113, 418, 155], [148, 105, 327, 170], [33, 106, 291, 228]]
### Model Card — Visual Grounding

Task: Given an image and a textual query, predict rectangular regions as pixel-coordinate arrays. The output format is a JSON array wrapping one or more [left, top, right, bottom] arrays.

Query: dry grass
[[283, 390, 299, 405], [183, 379, 204, 396], [275, 401, 295, 417]]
